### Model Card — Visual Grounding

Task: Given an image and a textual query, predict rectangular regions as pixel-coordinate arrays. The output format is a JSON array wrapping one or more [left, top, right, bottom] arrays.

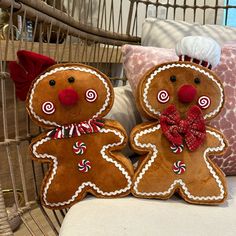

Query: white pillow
[[142, 18, 236, 48], [105, 84, 142, 156]]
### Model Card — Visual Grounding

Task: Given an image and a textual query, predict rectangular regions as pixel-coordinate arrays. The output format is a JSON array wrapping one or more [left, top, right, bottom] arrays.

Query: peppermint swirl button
[[173, 161, 186, 175], [170, 144, 184, 154], [73, 141, 87, 155], [78, 159, 91, 173]]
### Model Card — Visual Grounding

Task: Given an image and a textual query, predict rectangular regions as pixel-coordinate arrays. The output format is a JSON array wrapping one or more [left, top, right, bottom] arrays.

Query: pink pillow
[[210, 42, 236, 175], [122, 44, 236, 175], [121, 45, 178, 94]]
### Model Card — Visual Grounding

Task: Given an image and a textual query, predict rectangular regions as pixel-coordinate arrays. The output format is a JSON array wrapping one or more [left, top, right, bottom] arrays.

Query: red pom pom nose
[[58, 88, 79, 106], [178, 85, 197, 103]]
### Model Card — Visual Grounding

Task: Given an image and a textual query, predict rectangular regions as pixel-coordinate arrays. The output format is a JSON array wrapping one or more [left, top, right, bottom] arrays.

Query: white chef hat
[[175, 36, 221, 69]]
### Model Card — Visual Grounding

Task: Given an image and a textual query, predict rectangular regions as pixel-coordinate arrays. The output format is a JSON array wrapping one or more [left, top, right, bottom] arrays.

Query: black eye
[[49, 80, 56, 86], [68, 77, 75, 83], [194, 78, 201, 84], [170, 76, 176, 82]]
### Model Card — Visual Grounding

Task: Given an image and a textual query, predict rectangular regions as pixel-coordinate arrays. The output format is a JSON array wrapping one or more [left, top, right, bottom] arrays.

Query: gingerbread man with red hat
[[130, 36, 228, 205], [9, 52, 134, 209]]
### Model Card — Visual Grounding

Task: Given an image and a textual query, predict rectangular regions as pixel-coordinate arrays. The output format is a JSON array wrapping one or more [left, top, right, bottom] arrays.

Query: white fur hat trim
[[175, 36, 221, 68]]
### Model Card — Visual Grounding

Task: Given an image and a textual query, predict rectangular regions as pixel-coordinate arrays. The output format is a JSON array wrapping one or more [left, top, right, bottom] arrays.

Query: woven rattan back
[[126, 0, 235, 36], [0, 1, 235, 235]]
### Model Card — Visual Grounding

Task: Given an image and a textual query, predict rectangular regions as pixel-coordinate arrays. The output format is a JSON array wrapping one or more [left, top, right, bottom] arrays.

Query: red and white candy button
[[173, 161, 186, 175], [170, 144, 184, 154], [78, 159, 91, 173], [73, 141, 87, 155]]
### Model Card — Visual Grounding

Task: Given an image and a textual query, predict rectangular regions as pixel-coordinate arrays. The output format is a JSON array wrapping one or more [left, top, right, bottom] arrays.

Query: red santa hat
[[175, 36, 221, 70], [9, 50, 56, 101]]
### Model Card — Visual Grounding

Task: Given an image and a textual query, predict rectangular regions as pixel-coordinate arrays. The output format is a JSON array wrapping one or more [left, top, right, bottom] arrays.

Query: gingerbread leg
[[178, 162, 227, 204], [132, 158, 178, 199], [90, 160, 132, 197]]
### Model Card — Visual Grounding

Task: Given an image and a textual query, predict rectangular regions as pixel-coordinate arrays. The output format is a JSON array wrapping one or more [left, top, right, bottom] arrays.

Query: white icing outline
[[143, 63, 224, 119], [133, 125, 226, 201], [29, 66, 111, 127], [32, 129, 132, 207]]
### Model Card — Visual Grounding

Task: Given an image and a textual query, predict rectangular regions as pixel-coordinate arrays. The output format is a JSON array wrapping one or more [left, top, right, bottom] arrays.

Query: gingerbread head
[[137, 36, 224, 123], [26, 63, 114, 128], [130, 36, 228, 205], [24, 62, 133, 209]]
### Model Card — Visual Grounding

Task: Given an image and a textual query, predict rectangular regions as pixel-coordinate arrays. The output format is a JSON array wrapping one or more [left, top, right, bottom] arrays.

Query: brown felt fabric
[[26, 64, 133, 209], [130, 61, 228, 205]]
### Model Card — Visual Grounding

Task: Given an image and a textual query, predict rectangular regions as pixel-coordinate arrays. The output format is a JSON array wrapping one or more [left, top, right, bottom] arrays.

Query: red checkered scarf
[[47, 118, 104, 139], [160, 105, 206, 151]]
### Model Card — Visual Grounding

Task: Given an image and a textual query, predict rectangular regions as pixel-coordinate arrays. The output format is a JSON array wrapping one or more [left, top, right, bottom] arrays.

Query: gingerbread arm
[[101, 119, 133, 174], [130, 121, 160, 155], [102, 119, 128, 151], [29, 133, 54, 162], [204, 126, 228, 156]]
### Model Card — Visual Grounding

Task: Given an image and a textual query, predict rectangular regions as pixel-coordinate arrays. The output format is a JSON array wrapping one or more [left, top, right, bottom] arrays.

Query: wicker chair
[[0, 1, 235, 235]]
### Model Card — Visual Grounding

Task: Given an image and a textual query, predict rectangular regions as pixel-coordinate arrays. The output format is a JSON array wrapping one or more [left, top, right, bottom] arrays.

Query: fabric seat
[[59, 177, 236, 236]]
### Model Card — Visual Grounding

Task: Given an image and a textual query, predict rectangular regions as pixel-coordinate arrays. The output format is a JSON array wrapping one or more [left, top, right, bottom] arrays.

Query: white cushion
[[105, 84, 142, 156], [142, 18, 236, 48], [60, 177, 236, 236]]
